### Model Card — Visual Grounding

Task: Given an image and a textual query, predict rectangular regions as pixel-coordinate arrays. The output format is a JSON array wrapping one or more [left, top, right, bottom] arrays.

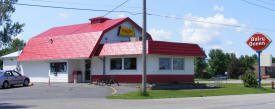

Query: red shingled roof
[[18, 17, 205, 61], [18, 17, 152, 61], [95, 40, 206, 57]]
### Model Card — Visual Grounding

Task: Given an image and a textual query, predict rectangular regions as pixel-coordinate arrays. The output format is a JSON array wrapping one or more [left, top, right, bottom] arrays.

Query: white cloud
[[213, 5, 224, 12], [149, 29, 172, 41], [181, 13, 244, 44], [59, 12, 69, 19], [117, 13, 126, 18], [209, 45, 223, 50], [225, 41, 233, 45]]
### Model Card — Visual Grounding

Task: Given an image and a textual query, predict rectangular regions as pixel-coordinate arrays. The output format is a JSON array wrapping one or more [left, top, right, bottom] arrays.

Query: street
[[1, 93, 275, 109], [0, 83, 114, 101], [1, 83, 275, 109]]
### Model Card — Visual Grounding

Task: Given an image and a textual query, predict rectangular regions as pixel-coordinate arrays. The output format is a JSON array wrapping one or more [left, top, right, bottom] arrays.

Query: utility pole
[[141, 0, 147, 95]]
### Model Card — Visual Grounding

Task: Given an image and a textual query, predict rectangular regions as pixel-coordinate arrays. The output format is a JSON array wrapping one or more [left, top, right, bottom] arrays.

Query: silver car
[[0, 70, 30, 89]]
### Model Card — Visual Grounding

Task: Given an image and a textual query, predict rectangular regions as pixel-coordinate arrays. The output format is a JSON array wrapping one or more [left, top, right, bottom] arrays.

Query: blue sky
[[11, 0, 275, 57]]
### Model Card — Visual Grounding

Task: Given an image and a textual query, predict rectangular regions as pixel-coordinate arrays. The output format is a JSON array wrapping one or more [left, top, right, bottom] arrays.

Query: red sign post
[[246, 33, 272, 88]]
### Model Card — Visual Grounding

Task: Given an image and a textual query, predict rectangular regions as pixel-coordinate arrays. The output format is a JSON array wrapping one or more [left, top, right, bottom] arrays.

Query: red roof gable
[[18, 17, 152, 61], [95, 41, 206, 57], [18, 32, 102, 61]]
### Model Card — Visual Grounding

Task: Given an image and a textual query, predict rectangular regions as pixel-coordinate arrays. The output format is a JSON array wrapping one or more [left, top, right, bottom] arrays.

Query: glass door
[[85, 60, 91, 82]]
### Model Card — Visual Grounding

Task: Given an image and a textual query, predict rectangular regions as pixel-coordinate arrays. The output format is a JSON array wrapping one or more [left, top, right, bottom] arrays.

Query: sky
[[11, 0, 275, 57]]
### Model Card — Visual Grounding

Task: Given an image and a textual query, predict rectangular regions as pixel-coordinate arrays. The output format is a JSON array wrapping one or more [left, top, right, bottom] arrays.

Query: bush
[[241, 72, 258, 88]]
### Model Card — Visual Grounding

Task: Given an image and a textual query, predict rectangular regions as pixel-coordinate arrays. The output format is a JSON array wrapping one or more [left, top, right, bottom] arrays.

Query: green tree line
[[195, 49, 259, 79], [0, 0, 25, 69]]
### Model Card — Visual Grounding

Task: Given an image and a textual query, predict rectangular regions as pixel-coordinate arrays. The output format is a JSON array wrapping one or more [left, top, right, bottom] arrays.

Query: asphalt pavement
[[1, 93, 275, 109], [1, 83, 275, 109], [0, 83, 114, 101]]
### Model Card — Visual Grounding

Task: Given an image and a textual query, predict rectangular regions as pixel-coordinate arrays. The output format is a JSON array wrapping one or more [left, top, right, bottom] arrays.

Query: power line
[[147, 13, 275, 32], [29, 0, 145, 10], [11, 2, 275, 32], [28, 0, 179, 16], [241, 0, 275, 12], [256, 0, 275, 6], [14, 2, 141, 15], [103, 0, 130, 17], [29, 0, 93, 6]]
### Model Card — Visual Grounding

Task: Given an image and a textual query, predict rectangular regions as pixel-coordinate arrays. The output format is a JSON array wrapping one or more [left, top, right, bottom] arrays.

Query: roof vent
[[89, 17, 111, 24]]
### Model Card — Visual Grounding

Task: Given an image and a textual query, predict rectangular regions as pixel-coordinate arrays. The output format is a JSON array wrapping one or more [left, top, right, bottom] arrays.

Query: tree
[[0, 39, 25, 69], [208, 49, 227, 76], [0, 0, 24, 47], [239, 55, 257, 71], [194, 48, 209, 78], [273, 57, 275, 63], [225, 53, 257, 79], [195, 56, 209, 78]]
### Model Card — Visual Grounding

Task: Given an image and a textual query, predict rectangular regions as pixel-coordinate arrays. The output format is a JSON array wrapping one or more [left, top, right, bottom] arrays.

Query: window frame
[[172, 58, 185, 71], [158, 57, 172, 70], [110, 57, 137, 71], [50, 62, 67, 74], [158, 57, 185, 71], [110, 58, 123, 70], [123, 57, 137, 70]]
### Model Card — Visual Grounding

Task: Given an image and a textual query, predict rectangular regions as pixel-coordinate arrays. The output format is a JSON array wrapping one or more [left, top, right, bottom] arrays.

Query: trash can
[[73, 71, 82, 83]]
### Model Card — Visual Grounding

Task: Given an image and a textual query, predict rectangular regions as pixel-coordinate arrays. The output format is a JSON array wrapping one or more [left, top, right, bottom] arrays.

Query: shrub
[[241, 72, 258, 88]]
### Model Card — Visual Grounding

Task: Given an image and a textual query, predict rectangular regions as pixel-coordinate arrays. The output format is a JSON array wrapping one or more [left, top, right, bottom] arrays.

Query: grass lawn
[[194, 78, 239, 81], [108, 84, 275, 99]]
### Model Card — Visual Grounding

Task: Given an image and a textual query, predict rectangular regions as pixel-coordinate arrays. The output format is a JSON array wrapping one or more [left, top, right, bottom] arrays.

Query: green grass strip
[[107, 84, 275, 99]]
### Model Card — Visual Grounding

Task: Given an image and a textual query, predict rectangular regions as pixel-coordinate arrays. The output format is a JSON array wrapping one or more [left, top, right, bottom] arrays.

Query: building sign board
[[246, 32, 272, 88], [246, 33, 272, 51], [119, 27, 135, 37]]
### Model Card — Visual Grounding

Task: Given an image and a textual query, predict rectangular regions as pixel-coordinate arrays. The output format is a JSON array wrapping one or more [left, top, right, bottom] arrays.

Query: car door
[[11, 71, 25, 84], [4, 71, 16, 85]]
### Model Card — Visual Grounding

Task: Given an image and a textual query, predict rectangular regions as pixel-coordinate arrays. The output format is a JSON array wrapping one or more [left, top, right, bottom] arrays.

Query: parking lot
[[0, 83, 116, 101]]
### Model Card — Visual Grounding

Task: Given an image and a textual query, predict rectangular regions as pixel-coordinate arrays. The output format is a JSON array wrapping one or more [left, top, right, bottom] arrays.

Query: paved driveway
[[0, 83, 114, 101]]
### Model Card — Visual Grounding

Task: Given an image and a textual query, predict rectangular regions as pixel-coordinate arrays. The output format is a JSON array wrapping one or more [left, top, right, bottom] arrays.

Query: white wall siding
[[67, 59, 85, 82], [147, 55, 194, 75], [21, 60, 70, 82], [3, 58, 18, 70], [91, 57, 103, 75], [21, 61, 49, 82], [91, 55, 195, 76], [100, 21, 142, 44], [105, 55, 142, 75]]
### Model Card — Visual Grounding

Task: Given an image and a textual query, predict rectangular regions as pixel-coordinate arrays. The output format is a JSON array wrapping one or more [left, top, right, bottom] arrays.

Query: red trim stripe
[[91, 75, 194, 83]]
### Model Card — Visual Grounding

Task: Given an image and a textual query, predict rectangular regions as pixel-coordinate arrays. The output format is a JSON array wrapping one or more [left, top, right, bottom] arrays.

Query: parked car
[[0, 70, 30, 89], [211, 75, 228, 80]]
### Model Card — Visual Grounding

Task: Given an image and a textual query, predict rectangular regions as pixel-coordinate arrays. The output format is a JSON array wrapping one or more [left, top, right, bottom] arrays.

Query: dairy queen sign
[[246, 33, 272, 88]]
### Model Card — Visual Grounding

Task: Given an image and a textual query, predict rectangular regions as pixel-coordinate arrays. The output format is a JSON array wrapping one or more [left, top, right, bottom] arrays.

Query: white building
[[17, 17, 206, 83], [0, 50, 22, 71]]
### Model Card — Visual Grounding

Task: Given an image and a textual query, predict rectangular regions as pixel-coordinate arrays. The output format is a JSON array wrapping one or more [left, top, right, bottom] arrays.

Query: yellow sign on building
[[119, 27, 135, 37]]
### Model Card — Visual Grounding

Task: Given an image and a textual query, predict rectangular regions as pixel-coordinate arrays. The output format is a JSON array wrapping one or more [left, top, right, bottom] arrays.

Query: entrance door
[[85, 60, 91, 82]]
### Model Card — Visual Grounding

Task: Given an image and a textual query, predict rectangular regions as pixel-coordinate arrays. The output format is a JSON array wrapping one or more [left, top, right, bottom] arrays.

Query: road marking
[[108, 86, 117, 95]]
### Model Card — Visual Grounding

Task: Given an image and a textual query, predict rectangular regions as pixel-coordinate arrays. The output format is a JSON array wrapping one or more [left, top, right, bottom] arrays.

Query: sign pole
[[257, 51, 262, 88], [141, 0, 147, 95], [246, 33, 272, 88]]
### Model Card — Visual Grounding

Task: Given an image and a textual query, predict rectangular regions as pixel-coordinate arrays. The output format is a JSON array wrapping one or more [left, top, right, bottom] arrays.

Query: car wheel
[[2, 81, 9, 89], [23, 79, 29, 87]]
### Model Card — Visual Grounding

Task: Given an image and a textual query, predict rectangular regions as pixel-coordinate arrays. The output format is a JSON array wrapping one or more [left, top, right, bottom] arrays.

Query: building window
[[159, 58, 171, 70], [173, 58, 184, 70], [50, 62, 67, 73], [124, 58, 137, 70], [111, 58, 122, 70]]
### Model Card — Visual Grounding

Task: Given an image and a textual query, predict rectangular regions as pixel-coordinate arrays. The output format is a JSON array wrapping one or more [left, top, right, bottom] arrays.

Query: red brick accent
[[91, 75, 194, 83]]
